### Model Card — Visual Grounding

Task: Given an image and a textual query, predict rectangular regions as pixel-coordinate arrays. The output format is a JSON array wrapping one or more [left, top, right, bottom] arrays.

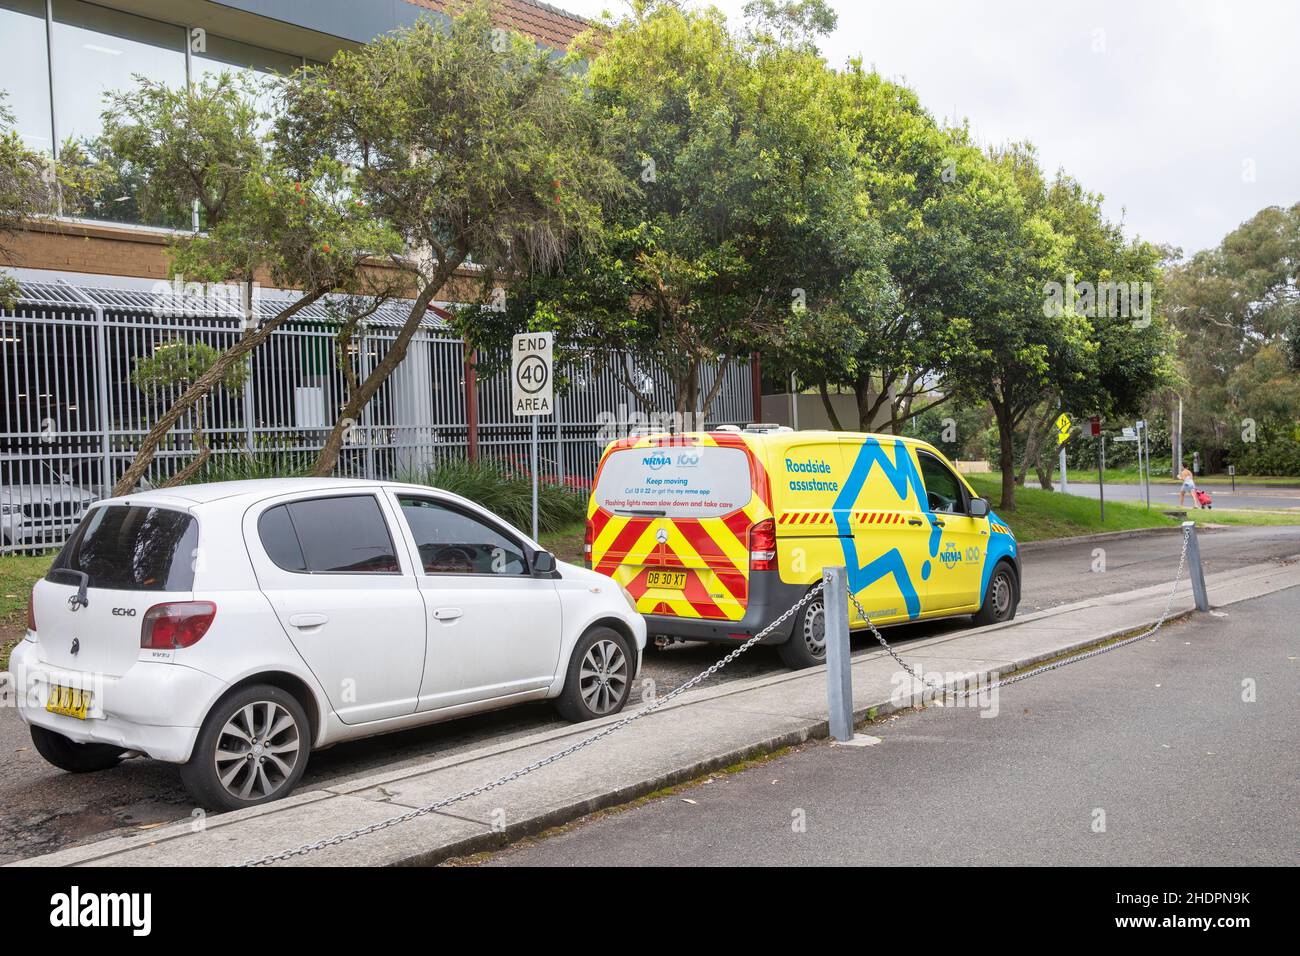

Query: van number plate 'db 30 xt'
[[646, 570, 687, 590]]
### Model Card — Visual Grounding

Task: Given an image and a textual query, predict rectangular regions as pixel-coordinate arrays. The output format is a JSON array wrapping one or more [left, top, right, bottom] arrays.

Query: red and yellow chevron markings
[[587, 431, 772, 622]]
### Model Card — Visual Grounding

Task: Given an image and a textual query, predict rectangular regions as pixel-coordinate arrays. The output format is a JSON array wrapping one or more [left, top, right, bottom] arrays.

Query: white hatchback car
[[12, 478, 646, 811]]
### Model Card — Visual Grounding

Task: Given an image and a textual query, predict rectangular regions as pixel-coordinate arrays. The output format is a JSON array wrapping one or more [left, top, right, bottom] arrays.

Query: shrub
[[399, 458, 586, 534]]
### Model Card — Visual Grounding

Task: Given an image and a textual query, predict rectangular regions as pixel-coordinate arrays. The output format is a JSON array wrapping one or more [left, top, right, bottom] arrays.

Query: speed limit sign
[[511, 331, 553, 416]]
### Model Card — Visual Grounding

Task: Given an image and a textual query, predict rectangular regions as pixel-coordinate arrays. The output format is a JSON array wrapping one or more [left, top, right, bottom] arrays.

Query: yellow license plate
[[46, 684, 91, 720], [646, 570, 687, 590]]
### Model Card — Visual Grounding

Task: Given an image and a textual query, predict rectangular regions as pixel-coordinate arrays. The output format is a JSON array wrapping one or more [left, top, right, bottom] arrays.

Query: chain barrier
[[846, 525, 1193, 700], [239, 526, 1195, 866], [237, 583, 826, 866]]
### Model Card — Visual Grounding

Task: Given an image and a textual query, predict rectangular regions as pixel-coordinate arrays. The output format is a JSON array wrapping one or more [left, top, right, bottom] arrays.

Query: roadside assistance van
[[585, 426, 1020, 669]]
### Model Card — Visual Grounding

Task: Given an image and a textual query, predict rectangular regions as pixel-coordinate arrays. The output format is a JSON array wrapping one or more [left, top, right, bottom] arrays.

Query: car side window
[[397, 496, 528, 576], [918, 454, 967, 515], [259, 495, 400, 574]]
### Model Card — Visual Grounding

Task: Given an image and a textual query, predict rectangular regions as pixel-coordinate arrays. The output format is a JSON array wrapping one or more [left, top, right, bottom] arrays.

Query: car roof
[[101, 477, 448, 510]]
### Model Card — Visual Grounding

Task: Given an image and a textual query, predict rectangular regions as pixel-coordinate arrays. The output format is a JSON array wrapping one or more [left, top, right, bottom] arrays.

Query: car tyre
[[554, 627, 634, 722], [180, 684, 310, 812], [30, 725, 125, 773], [973, 562, 1018, 627], [778, 591, 826, 670]]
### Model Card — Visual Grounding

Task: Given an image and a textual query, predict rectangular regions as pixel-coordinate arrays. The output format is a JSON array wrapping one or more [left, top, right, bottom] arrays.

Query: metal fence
[[0, 280, 752, 553]]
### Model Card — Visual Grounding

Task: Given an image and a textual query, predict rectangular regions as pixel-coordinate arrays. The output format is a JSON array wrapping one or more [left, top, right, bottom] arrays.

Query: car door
[[388, 491, 564, 712], [246, 491, 426, 725], [916, 452, 987, 612]]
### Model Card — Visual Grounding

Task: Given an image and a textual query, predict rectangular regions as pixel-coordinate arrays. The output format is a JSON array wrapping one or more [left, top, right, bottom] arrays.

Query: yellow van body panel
[[588, 429, 1019, 636]]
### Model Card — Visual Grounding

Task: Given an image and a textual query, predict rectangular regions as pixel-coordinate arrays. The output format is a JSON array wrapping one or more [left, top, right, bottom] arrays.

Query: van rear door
[[589, 441, 758, 622]]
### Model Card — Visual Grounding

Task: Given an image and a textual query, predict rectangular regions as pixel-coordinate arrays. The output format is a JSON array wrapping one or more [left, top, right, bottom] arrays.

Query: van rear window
[[49, 505, 198, 591], [593, 446, 753, 518]]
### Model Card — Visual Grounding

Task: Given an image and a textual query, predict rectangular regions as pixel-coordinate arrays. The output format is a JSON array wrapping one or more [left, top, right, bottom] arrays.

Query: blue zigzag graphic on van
[[831, 437, 942, 620]]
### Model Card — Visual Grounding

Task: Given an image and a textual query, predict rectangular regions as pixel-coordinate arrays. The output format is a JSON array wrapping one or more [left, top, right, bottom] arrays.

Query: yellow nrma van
[[586, 426, 1020, 669]]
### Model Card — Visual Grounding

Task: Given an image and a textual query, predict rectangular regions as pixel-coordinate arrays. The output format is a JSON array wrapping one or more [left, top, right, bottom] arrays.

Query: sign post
[[1055, 412, 1072, 493], [511, 331, 554, 541], [1089, 416, 1103, 522]]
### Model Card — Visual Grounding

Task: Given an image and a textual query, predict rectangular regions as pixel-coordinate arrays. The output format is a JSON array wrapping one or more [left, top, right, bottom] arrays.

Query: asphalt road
[[1039, 479, 1300, 512], [1, 524, 1298, 863], [481, 585, 1300, 866]]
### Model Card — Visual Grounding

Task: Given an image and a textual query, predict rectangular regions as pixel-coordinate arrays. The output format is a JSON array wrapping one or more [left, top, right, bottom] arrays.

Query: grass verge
[[1, 552, 52, 669], [967, 474, 1300, 541]]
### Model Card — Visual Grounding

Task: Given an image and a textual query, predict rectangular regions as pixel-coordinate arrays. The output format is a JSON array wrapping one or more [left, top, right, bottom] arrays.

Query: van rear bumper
[[643, 571, 808, 645]]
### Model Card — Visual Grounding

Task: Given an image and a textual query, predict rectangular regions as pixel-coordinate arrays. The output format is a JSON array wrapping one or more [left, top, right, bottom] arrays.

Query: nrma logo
[[939, 541, 962, 569], [643, 453, 672, 470]]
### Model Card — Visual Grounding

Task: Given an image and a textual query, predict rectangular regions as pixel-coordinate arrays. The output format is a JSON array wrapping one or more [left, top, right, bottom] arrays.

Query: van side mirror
[[968, 497, 990, 518], [532, 550, 557, 575]]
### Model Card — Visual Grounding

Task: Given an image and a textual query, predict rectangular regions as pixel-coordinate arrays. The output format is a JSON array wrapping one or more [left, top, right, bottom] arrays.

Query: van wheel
[[973, 563, 1018, 627], [554, 627, 633, 722], [30, 725, 124, 773], [180, 684, 310, 812], [778, 593, 826, 670]]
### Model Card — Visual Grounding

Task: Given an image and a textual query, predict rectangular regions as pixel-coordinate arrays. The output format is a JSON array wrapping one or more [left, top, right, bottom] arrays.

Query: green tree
[[463, 1, 868, 421], [104, 73, 403, 495], [277, 3, 622, 475], [1165, 203, 1300, 474]]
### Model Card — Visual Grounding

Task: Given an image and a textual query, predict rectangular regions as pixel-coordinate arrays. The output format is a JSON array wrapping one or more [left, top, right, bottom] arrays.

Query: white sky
[[558, 0, 1300, 258]]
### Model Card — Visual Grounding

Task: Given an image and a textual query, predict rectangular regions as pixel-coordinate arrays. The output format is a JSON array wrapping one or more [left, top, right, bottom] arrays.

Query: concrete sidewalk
[[12, 549, 1300, 867]]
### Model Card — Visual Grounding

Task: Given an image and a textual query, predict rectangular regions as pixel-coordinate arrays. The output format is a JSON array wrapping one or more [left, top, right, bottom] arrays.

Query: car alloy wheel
[[213, 700, 302, 802], [579, 637, 629, 715]]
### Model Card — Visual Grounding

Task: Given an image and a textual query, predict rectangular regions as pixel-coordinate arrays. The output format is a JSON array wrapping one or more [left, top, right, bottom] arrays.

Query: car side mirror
[[532, 550, 556, 575], [968, 497, 990, 518]]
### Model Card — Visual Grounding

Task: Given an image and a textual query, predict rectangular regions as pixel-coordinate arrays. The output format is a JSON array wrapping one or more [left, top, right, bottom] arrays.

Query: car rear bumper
[[10, 638, 222, 763], [643, 570, 807, 645]]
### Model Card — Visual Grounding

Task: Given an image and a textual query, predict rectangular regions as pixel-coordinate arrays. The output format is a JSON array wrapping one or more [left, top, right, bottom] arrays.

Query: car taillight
[[749, 518, 777, 571], [141, 601, 216, 650], [584, 518, 594, 568], [27, 586, 36, 632]]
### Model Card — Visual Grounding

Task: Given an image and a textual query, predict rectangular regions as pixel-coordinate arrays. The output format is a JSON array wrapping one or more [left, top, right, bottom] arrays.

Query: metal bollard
[[823, 566, 854, 741], [1182, 521, 1210, 612]]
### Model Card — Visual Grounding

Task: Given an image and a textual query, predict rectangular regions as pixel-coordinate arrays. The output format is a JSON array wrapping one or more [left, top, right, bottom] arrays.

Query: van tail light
[[749, 518, 777, 571], [27, 586, 36, 632], [584, 518, 594, 568], [141, 601, 216, 650]]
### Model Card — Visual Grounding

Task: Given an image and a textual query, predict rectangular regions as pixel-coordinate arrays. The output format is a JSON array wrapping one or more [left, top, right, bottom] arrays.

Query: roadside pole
[[1055, 412, 1072, 493], [511, 331, 555, 542], [531, 417, 539, 540], [1183, 521, 1210, 611], [1090, 416, 1103, 521], [1143, 420, 1152, 508], [823, 567, 853, 742], [1099, 434, 1106, 522]]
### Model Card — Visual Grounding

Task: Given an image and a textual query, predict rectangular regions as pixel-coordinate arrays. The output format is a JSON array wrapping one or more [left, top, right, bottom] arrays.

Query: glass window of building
[[50, 0, 185, 145], [0, 0, 55, 152], [192, 33, 301, 137]]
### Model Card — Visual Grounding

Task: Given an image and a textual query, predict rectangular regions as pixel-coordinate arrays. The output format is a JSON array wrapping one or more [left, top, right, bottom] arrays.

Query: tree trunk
[[112, 289, 327, 496], [161, 400, 211, 488], [698, 356, 729, 425], [311, 255, 463, 477], [818, 381, 843, 430], [1035, 461, 1054, 493], [993, 400, 1016, 511]]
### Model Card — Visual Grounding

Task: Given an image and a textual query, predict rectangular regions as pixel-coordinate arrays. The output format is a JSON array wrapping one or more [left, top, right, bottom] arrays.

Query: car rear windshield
[[593, 445, 753, 518], [49, 505, 198, 591]]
